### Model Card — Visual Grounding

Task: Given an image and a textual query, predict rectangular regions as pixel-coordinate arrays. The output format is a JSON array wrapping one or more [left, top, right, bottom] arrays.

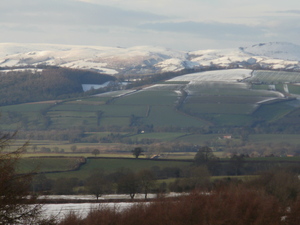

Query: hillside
[[0, 42, 299, 76], [2, 69, 300, 135], [0, 68, 115, 106]]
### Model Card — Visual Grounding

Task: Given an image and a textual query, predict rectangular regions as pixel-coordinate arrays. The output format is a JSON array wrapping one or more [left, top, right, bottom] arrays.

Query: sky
[[0, 0, 300, 51]]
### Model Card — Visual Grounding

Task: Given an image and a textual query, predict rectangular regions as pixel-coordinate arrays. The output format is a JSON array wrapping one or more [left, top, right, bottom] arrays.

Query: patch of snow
[[169, 69, 252, 82], [155, 58, 185, 72], [0, 59, 20, 67], [242, 42, 300, 61], [82, 82, 112, 92], [41, 202, 138, 221], [0, 68, 43, 73], [94, 89, 136, 97]]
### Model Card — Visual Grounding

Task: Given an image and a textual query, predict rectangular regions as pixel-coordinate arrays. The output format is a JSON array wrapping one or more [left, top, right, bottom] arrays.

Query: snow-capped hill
[[0, 43, 187, 75], [240, 42, 300, 61], [189, 48, 249, 67], [0, 42, 299, 75], [189, 42, 300, 70]]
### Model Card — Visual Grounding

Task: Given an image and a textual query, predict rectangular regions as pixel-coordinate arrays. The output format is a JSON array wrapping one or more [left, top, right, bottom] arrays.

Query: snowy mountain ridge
[[0, 42, 299, 76]]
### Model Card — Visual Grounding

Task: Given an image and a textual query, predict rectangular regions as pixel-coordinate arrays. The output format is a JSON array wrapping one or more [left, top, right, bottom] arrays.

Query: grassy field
[[130, 132, 188, 142], [183, 103, 256, 114], [253, 101, 295, 122], [209, 114, 254, 126], [287, 84, 300, 95], [45, 158, 192, 179], [142, 105, 209, 127], [16, 157, 83, 173], [249, 70, 300, 83], [186, 96, 267, 104], [1, 69, 300, 149], [251, 83, 300, 95], [0, 103, 53, 112], [0, 69, 296, 131], [176, 134, 222, 145], [249, 134, 300, 145], [186, 82, 277, 97], [112, 90, 178, 106]]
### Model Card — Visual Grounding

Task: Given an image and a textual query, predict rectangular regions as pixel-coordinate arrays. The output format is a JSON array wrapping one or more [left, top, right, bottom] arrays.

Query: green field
[[1, 69, 300, 152], [210, 114, 254, 126], [253, 101, 295, 122], [186, 96, 267, 104], [248, 70, 300, 83], [186, 82, 278, 97], [45, 158, 191, 179], [287, 84, 300, 95], [131, 132, 188, 141], [0, 103, 53, 112], [0, 69, 297, 131], [249, 134, 300, 145], [16, 157, 83, 173], [183, 103, 256, 114], [112, 90, 178, 106], [142, 105, 209, 127]]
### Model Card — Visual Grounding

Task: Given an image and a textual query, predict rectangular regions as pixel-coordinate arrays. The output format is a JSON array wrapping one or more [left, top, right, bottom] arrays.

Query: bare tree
[[86, 170, 110, 200], [0, 131, 42, 224], [138, 169, 156, 199], [117, 170, 139, 199]]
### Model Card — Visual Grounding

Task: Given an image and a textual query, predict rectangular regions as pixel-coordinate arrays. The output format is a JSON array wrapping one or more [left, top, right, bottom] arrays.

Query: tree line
[[0, 68, 115, 106]]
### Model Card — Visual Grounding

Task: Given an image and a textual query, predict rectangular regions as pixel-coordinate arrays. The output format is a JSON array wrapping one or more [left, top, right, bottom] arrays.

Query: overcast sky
[[1, 0, 300, 51]]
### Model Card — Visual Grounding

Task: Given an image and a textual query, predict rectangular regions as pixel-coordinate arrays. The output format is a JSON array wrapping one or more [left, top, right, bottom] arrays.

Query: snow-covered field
[[82, 82, 112, 92], [169, 69, 252, 82], [41, 202, 138, 221], [40, 193, 184, 221]]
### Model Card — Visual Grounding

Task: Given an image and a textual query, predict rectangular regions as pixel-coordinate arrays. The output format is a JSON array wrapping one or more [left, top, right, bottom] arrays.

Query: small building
[[223, 135, 232, 139]]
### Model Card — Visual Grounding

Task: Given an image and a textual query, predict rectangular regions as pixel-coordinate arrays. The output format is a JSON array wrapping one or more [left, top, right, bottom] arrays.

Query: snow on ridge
[[0, 42, 299, 75], [0, 43, 187, 74], [189, 42, 300, 69], [241, 42, 300, 61]]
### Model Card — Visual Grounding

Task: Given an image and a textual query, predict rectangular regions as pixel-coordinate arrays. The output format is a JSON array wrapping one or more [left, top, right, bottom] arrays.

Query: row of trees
[[31, 169, 157, 200]]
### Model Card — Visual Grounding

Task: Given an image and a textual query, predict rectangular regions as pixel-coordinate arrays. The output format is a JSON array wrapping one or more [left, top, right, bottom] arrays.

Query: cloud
[[0, 24, 43, 33], [276, 10, 300, 15], [139, 21, 265, 40], [0, 0, 167, 28], [1, 0, 300, 50]]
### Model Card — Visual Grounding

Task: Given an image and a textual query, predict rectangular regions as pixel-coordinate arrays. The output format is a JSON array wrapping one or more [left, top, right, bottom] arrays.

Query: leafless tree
[[0, 131, 43, 224], [137, 169, 156, 199]]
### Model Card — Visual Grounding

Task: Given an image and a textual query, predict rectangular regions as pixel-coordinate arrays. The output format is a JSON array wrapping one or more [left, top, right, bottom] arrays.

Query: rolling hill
[[0, 42, 299, 76], [1, 69, 300, 134]]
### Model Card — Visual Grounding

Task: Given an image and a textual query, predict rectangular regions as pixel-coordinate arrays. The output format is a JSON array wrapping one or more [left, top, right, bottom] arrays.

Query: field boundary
[[25, 156, 87, 175]]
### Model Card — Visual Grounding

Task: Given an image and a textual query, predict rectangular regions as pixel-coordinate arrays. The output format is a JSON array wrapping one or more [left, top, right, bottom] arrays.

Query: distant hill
[[0, 42, 299, 76], [2, 69, 300, 135]]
